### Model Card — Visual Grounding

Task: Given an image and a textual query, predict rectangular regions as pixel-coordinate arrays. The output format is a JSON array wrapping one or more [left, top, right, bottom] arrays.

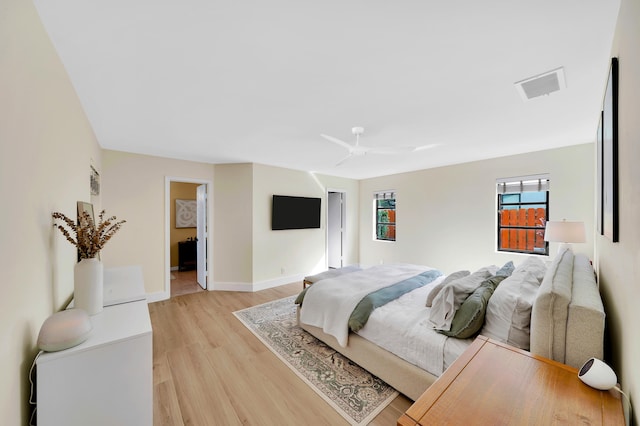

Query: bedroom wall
[[213, 163, 254, 285], [251, 164, 360, 289], [101, 157, 360, 293], [596, 0, 640, 422], [0, 0, 102, 423], [316, 172, 361, 267], [101, 150, 215, 300], [251, 164, 326, 286], [359, 144, 595, 273]]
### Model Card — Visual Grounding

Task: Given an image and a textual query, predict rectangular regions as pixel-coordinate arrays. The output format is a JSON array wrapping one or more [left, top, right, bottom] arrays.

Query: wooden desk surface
[[399, 336, 624, 426]]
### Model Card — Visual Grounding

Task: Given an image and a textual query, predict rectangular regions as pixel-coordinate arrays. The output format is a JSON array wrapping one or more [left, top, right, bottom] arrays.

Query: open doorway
[[165, 177, 211, 298], [327, 190, 346, 269]]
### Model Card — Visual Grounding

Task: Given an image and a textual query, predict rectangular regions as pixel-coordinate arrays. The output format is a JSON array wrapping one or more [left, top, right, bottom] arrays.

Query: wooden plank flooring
[[170, 270, 205, 297], [150, 282, 412, 425]]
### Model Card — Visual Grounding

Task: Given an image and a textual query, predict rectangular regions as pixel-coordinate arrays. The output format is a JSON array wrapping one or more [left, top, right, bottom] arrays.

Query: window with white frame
[[496, 175, 549, 255], [374, 191, 396, 241]]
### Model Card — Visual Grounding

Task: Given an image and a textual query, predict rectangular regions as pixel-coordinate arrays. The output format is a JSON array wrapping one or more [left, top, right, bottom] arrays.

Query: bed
[[296, 249, 605, 401]]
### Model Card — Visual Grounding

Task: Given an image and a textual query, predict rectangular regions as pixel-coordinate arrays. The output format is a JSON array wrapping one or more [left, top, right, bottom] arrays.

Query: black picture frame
[[596, 110, 603, 235], [602, 57, 619, 242]]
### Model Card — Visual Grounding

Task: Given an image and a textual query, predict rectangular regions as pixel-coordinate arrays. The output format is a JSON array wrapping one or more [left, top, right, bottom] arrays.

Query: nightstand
[[398, 336, 624, 425]]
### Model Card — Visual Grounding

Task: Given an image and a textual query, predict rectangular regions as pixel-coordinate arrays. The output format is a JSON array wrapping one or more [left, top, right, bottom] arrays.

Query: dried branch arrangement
[[52, 210, 126, 259]]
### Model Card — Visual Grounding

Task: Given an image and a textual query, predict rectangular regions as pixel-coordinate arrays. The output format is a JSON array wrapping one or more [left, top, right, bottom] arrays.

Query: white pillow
[[514, 256, 547, 283], [428, 268, 494, 331], [425, 270, 470, 307], [481, 270, 541, 349]]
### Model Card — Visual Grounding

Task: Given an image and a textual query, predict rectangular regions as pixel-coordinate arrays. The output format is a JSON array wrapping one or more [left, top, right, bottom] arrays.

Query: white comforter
[[299, 263, 433, 347], [356, 279, 473, 375]]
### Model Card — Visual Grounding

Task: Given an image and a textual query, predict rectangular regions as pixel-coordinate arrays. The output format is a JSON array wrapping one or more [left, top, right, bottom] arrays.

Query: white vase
[[74, 258, 104, 315]]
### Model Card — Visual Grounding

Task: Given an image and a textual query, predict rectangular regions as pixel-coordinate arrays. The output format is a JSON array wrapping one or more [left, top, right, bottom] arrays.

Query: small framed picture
[[90, 166, 100, 196], [176, 199, 197, 228]]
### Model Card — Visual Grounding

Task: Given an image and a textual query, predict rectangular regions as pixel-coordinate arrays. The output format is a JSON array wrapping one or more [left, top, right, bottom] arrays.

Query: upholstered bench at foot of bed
[[302, 265, 362, 288]]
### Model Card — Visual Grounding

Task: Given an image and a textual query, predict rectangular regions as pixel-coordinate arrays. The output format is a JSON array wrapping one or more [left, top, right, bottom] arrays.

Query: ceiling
[[33, 1, 620, 180]]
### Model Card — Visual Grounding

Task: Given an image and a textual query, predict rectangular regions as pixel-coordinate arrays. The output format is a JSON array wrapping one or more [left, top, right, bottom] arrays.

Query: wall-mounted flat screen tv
[[272, 195, 321, 230]]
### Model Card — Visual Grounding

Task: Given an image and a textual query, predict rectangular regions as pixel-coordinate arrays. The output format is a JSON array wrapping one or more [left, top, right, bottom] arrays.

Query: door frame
[[164, 176, 214, 297], [326, 189, 346, 269], [195, 184, 207, 289]]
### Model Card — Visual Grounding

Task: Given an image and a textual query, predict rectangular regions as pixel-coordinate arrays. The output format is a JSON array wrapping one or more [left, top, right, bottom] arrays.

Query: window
[[374, 191, 396, 241], [497, 176, 549, 255]]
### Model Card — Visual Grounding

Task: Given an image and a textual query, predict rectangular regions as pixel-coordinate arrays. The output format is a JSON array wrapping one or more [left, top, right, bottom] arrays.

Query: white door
[[327, 192, 344, 269], [196, 184, 207, 289]]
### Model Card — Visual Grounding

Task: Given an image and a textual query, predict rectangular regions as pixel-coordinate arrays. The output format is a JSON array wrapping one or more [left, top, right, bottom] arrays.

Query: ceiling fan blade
[[367, 146, 417, 154], [335, 153, 353, 166], [320, 134, 353, 150], [414, 143, 440, 152]]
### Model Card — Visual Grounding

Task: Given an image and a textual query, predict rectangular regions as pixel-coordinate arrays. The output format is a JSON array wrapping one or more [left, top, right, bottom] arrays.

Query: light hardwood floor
[[170, 270, 206, 297], [150, 281, 412, 425]]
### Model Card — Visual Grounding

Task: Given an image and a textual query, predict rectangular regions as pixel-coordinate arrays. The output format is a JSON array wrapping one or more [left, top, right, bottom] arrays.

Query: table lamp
[[544, 219, 586, 253]]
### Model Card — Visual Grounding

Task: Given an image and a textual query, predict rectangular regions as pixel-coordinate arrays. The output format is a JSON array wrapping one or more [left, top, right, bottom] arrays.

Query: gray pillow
[[425, 270, 470, 307], [496, 261, 515, 277], [439, 275, 507, 339], [428, 268, 493, 330]]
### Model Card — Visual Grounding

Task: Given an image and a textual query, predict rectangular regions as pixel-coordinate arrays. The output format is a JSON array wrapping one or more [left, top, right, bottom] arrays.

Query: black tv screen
[[272, 195, 321, 230]]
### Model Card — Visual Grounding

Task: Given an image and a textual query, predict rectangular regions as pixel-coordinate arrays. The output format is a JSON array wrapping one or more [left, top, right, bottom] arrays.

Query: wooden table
[[398, 335, 624, 426]]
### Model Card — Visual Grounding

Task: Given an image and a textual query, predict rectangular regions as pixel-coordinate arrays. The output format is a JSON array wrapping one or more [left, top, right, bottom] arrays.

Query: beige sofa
[[299, 249, 605, 400]]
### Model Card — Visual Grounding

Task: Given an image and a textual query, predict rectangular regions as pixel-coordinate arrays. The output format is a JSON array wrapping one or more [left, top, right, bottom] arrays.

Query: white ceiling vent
[[515, 67, 566, 101]]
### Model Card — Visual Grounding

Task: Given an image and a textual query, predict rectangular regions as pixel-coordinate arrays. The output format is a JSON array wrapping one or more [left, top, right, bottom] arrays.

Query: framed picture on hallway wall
[[602, 57, 618, 242], [175, 199, 197, 228]]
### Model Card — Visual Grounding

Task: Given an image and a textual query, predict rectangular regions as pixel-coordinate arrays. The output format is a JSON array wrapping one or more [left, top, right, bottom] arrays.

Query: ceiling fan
[[320, 127, 437, 165]]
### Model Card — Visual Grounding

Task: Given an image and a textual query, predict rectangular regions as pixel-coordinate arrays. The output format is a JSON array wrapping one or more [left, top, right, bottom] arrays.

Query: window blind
[[374, 190, 396, 200], [496, 174, 549, 194]]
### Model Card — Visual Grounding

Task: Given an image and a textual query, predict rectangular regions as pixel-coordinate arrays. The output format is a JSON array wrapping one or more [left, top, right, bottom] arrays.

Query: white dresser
[[36, 266, 152, 426]]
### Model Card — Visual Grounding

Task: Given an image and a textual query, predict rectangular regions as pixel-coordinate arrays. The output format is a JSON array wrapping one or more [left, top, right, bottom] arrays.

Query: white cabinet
[[36, 267, 152, 426]]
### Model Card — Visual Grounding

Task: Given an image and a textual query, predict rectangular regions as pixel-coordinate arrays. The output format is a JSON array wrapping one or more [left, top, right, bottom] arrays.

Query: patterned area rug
[[234, 296, 398, 425]]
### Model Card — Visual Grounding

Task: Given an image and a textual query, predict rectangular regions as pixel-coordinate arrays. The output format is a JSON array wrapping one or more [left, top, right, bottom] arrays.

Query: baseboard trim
[[147, 291, 169, 303], [253, 274, 305, 291], [212, 274, 304, 292]]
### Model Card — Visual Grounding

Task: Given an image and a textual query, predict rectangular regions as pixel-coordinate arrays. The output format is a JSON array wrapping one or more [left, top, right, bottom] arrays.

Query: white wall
[[317, 173, 360, 268], [596, 0, 640, 422], [101, 159, 360, 292], [101, 150, 215, 299], [0, 0, 102, 423], [213, 163, 253, 285], [359, 144, 594, 273], [250, 164, 359, 289]]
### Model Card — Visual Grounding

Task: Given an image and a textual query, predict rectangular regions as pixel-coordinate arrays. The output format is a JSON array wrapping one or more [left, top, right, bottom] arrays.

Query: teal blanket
[[348, 269, 442, 331], [296, 268, 442, 331]]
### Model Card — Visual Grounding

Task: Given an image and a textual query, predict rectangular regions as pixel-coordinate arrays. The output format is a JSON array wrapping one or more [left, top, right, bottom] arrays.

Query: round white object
[[37, 309, 93, 352], [578, 358, 617, 390]]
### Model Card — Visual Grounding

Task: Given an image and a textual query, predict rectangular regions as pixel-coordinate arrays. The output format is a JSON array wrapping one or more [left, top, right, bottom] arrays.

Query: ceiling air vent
[[515, 67, 566, 101]]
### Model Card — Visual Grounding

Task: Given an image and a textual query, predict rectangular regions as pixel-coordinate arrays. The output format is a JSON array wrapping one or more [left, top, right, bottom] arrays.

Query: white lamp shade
[[544, 220, 586, 243]]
